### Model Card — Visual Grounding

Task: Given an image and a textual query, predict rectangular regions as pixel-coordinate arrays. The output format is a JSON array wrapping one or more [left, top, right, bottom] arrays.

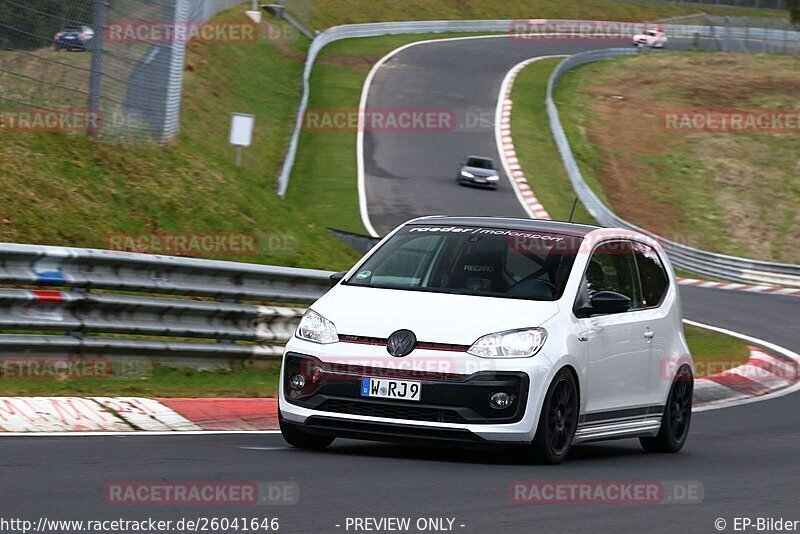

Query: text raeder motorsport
[[407, 226, 565, 241]]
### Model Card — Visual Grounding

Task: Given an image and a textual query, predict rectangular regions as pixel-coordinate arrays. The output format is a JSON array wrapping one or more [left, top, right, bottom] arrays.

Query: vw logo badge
[[386, 329, 416, 357]]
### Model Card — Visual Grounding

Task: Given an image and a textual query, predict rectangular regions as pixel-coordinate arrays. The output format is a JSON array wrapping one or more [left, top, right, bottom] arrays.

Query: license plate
[[360, 377, 421, 401]]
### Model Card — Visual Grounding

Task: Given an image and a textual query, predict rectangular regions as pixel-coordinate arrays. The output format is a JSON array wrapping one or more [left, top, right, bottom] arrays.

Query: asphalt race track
[[361, 36, 798, 235], [363, 37, 708, 235], [2, 36, 799, 534], [1, 290, 797, 534]]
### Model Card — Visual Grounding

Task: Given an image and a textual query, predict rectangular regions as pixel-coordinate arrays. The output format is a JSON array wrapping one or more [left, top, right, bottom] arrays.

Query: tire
[[640, 365, 693, 453], [279, 412, 334, 450], [530, 368, 579, 464]]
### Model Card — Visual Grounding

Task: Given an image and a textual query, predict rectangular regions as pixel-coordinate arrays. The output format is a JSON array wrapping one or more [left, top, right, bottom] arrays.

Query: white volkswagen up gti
[[279, 216, 693, 463]]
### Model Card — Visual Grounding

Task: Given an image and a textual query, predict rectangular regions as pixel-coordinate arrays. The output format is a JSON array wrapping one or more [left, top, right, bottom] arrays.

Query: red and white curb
[[0, 323, 796, 433], [677, 277, 800, 297], [0, 397, 278, 433], [1, 344, 797, 433], [1, 340, 795, 433], [694, 346, 798, 407], [687, 320, 800, 412], [495, 56, 566, 221]]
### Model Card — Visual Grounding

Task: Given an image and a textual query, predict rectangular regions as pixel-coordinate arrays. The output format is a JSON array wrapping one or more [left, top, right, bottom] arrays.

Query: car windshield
[[466, 158, 494, 169], [645, 30, 657, 36], [63, 28, 82, 33], [345, 225, 582, 301]]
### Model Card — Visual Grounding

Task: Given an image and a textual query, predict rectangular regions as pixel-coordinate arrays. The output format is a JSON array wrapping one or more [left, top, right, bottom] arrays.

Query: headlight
[[468, 328, 547, 358], [296, 310, 338, 344], [486, 175, 499, 181], [461, 170, 475, 178]]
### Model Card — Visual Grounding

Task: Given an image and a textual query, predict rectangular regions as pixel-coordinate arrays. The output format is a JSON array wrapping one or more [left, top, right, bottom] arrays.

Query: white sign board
[[229, 113, 255, 147]]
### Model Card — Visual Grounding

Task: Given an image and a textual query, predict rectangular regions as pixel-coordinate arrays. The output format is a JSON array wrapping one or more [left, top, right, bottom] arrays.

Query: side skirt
[[572, 406, 664, 444]]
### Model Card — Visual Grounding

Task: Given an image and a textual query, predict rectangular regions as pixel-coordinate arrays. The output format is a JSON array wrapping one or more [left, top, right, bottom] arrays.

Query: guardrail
[[274, 18, 798, 285], [5, 20, 799, 362], [1, 231, 797, 364], [545, 48, 800, 287], [0, 243, 331, 361], [275, 19, 800, 197], [276, 20, 515, 197]]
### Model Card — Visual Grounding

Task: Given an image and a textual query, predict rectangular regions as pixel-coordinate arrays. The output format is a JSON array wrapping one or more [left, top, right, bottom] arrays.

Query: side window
[[632, 241, 669, 308], [585, 240, 643, 310]]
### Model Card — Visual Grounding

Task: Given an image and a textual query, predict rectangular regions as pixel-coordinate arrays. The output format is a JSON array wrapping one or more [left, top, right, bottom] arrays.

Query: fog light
[[489, 392, 513, 409], [289, 373, 306, 391]]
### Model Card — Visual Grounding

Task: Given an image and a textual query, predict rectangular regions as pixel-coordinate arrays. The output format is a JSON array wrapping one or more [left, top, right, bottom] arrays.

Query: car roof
[[404, 216, 600, 237], [465, 155, 493, 161]]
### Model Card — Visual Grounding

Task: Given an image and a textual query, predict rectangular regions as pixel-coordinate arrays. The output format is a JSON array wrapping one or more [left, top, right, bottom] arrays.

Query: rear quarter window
[[632, 242, 669, 308]]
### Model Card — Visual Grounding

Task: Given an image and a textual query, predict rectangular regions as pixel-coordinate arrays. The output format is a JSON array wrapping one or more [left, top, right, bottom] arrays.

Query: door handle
[[644, 329, 655, 342], [578, 329, 600, 342]]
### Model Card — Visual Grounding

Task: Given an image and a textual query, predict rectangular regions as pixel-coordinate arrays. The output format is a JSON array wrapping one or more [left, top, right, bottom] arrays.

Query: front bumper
[[279, 339, 554, 443], [56, 39, 89, 48], [458, 176, 499, 188], [281, 415, 490, 445], [283, 352, 529, 424]]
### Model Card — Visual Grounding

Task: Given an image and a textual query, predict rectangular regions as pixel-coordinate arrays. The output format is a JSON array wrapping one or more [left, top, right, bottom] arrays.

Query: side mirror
[[329, 271, 348, 288], [590, 291, 631, 315]]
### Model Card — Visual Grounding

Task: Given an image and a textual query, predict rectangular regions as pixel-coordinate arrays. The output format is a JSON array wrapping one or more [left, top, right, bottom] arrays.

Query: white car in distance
[[633, 28, 668, 48]]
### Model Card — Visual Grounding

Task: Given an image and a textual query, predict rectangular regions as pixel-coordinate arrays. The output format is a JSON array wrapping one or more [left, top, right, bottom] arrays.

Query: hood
[[463, 166, 498, 177], [312, 284, 559, 346]]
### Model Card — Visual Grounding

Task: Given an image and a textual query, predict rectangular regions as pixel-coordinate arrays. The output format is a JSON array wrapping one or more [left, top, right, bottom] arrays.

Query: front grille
[[338, 334, 469, 352], [319, 399, 466, 424]]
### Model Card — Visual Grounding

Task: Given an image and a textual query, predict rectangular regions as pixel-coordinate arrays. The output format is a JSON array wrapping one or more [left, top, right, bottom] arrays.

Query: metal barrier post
[[88, 0, 108, 138]]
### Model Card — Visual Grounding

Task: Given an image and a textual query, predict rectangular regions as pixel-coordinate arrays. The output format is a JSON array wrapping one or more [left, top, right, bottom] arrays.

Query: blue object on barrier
[[35, 270, 66, 283]]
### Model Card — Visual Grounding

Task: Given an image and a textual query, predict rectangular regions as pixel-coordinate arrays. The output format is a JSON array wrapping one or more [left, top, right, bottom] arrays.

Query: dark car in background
[[456, 155, 500, 189], [54, 26, 95, 51]]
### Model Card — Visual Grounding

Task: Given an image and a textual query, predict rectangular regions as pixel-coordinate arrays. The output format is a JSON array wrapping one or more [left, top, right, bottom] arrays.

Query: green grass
[[509, 57, 598, 226], [286, 33, 505, 234], [552, 63, 614, 210], [296, 0, 786, 31], [0, 49, 90, 110], [283, 39, 370, 234], [553, 52, 800, 263], [0, 6, 765, 396], [0, 325, 750, 395], [508, 59, 752, 377], [685, 324, 750, 377], [0, 362, 281, 397], [0, 8, 359, 271]]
